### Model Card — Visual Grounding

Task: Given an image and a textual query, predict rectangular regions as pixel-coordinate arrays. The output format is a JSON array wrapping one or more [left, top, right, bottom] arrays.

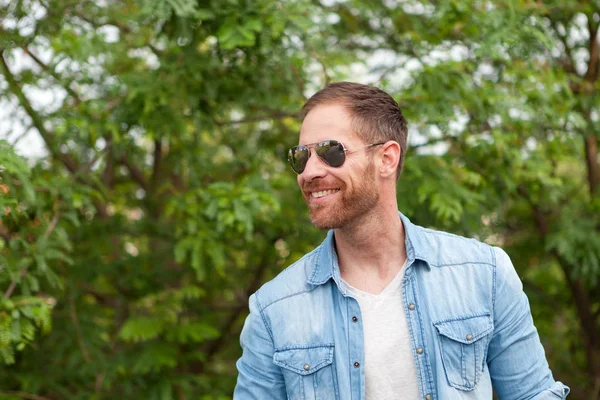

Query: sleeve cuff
[[531, 381, 570, 399]]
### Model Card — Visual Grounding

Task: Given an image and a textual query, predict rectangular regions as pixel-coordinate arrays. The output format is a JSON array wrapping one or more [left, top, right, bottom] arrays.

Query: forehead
[[299, 103, 360, 145]]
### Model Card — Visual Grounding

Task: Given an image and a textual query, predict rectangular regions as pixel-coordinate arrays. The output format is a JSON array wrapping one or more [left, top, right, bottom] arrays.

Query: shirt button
[[353, 361, 360, 368], [425, 395, 432, 400], [352, 316, 358, 322], [466, 333, 473, 341], [408, 303, 416, 310], [416, 347, 424, 354], [303, 364, 310, 371]]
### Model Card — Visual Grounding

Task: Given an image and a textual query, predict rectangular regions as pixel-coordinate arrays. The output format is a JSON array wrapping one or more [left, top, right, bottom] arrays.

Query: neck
[[334, 201, 407, 285]]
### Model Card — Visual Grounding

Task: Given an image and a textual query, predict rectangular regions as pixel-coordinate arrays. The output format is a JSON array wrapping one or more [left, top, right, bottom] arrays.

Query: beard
[[303, 161, 379, 230]]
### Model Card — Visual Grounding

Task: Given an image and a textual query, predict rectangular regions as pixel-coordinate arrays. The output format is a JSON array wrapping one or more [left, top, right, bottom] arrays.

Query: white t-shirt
[[345, 261, 420, 399]]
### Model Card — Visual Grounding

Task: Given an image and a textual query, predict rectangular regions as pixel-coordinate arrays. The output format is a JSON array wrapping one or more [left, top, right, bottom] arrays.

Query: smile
[[311, 189, 340, 198]]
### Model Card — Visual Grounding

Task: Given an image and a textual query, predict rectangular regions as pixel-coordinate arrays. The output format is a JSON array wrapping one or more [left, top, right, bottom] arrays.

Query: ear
[[379, 141, 401, 179]]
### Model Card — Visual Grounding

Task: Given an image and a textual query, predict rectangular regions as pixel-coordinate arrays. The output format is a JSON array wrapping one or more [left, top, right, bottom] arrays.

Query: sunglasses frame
[[288, 140, 385, 174]]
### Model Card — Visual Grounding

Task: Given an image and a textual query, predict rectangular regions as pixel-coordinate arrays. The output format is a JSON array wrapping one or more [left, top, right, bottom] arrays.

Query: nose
[[298, 149, 327, 182]]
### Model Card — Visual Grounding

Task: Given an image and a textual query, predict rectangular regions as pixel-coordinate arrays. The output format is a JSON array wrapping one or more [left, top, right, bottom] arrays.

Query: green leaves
[[168, 177, 280, 280], [400, 154, 486, 226], [0, 140, 34, 203], [546, 208, 600, 286], [217, 17, 263, 49], [1, 0, 598, 397], [131, 343, 179, 374], [165, 322, 220, 344], [0, 297, 52, 364], [0, 142, 74, 362], [119, 317, 165, 342], [118, 285, 215, 345]]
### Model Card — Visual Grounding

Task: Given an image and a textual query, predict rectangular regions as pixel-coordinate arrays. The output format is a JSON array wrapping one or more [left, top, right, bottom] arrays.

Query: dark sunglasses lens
[[317, 141, 345, 167], [289, 146, 309, 173]]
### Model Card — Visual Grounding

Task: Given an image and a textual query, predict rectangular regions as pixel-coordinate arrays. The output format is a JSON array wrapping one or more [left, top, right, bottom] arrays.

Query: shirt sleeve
[[487, 247, 570, 400], [234, 293, 287, 399]]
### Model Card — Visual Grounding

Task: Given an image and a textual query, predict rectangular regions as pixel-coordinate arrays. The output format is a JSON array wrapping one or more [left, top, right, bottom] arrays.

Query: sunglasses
[[287, 140, 385, 174]]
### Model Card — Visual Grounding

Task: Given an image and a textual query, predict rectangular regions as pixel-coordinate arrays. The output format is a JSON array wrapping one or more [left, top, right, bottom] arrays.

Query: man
[[234, 82, 569, 399]]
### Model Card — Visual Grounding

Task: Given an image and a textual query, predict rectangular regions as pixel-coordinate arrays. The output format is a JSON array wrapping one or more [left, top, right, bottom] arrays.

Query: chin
[[309, 214, 332, 230], [309, 210, 337, 230], [310, 219, 336, 230], [309, 210, 350, 230]]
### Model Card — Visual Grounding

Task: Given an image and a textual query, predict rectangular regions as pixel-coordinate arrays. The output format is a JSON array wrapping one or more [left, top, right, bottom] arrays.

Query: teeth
[[311, 189, 339, 198]]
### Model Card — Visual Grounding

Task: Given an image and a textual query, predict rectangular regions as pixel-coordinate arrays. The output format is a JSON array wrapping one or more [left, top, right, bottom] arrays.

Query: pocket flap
[[273, 345, 334, 375], [433, 314, 493, 344]]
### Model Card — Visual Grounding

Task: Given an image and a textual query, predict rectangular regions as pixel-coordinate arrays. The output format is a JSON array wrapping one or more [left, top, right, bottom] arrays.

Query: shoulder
[[252, 245, 322, 311], [410, 224, 496, 268]]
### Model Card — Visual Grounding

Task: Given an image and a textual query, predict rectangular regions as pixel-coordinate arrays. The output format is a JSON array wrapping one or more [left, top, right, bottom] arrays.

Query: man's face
[[297, 104, 379, 230]]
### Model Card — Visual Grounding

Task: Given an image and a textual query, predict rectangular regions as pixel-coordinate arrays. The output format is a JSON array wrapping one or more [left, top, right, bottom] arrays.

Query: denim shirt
[[234, 213, 569, 400]]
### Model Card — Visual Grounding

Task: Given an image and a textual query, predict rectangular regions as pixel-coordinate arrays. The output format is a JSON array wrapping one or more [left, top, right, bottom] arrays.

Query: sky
[[1, 0, 50, 159]]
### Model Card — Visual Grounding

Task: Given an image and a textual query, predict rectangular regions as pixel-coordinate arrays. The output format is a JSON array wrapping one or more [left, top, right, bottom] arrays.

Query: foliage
[[0, 0, 598, 398]]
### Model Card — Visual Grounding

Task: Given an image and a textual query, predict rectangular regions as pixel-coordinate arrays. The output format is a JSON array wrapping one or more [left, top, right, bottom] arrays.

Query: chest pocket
[[273, 344, 338, 400], [433, 313, 493, 391]]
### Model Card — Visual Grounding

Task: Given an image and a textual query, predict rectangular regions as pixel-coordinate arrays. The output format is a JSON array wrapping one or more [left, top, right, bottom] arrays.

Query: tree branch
[[101, 153, 115, 189], [0, 50, 108, 217], [74, 148, 109, 179], [584, 134, 599, 196], [214, 111, 298, 125], [0, 50, 78, 173], [517, 184, 550, 234], [290, 64, 306, 100], [120, 156, 148, 191], [72, 10, 131, 34], [151, 137, 163, 188], [9, 125, 35, 148], [0, 223, 11, 243], [95, 373, 105, 394], [69, 291, 92, 364], [0, 392, 51, 400], [518, 184, 600, 382], [582, 19, 600, 197], [23, 47, 81, 106], [584, 16, 599, 83], [104, 97, 122, 113], [522, 280, 565, 311], [312, 50, 330, 85], [550, 20, 576, 75], [194, 244, 277, 373], [3, 268, 27, 299]]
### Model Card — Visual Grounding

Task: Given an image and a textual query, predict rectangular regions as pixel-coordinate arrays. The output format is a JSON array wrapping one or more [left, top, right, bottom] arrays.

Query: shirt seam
[[261, 287, 317, 311], [279, 246, 320, 279], [307, 245, 325, 283], [432, 312, 492, 325], [418, 227, 475, 238], [491, 246, 497, 325], [405, 275, 429, 399], [275, 343, 335, 351], [255, 293, 275, 344], [411, 224, 492, 266], [429, 261, 495, 268]]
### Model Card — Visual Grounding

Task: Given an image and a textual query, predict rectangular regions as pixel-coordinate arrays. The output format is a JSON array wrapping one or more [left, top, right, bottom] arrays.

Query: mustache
[[302, 180, 343, 192]]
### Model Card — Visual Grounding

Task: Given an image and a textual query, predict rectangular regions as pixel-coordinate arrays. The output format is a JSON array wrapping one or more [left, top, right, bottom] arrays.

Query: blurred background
[[0, 0, 598, 398]]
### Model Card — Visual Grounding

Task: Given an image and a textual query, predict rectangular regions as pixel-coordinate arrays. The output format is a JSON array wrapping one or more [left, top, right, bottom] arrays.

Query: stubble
[[305, 162, 379, 230]]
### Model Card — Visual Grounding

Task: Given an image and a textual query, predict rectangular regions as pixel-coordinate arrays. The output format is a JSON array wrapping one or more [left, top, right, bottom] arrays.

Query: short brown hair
[[301, 82, 408, 178]]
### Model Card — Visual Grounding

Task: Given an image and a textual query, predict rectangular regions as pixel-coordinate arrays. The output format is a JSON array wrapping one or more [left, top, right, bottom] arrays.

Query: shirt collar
[[307, 211, 431, 287]]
